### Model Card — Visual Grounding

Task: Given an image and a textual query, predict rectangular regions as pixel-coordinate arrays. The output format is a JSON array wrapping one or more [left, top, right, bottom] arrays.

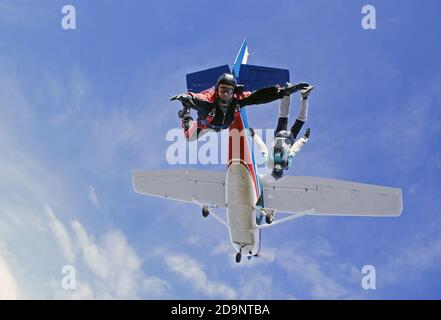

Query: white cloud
[[0, 253, 18, 299], [237, 274, 273, 300], [143, 276, 172, 298], [62, 281, 95, 300], [88, 185, 99, 207], [256, 248, 277, 263], [164, 252, 237, 299], [70, 221, 111, 279], [276, 241, 348, 299], [45, 204, 75, 263], [42, 67, 165, 170], [71, 221, 170, 299], [380, 222, 441, 287], [0, 65, 172, 300], [212, 241, 231, 256]]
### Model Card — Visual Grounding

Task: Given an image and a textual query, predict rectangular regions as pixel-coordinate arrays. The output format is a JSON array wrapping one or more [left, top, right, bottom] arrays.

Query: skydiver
[[250, 84, 314, 180], [170, 73, 310, 141]]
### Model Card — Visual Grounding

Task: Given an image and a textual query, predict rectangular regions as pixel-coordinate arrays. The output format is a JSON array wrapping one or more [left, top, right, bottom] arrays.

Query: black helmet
[[215, 73, 237, 106], [216, 73, 237, 90], [271, 164, 284, 180]]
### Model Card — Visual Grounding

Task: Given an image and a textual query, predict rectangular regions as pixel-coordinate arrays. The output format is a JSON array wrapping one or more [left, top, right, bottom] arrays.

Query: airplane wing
[[260, 175, 403, 217], [132, 169, 226, 208]]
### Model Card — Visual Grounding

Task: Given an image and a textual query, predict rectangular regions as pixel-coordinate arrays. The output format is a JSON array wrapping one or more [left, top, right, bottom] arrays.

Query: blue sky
[[0, 0, 440, 299]]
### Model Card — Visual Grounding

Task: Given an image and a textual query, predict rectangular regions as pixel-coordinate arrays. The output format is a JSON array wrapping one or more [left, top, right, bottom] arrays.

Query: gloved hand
[[283, 82, 310, 96], [178, 108, 190, 119], [181, 113, 193, 130], [170, 93, 195, 107]]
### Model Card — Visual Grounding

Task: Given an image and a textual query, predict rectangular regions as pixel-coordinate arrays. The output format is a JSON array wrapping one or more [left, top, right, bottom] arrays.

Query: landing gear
[[202, 205, 210, 217], [256, 207, 276, 225], [265, 215, 273, 224], [235, 244, 246, 263], [265, 209, 275, 224]]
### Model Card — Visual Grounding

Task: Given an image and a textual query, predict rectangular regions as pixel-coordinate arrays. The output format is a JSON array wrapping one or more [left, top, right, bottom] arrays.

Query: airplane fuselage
[[226, 162, 261, 256], [226, 110, 262, 257]]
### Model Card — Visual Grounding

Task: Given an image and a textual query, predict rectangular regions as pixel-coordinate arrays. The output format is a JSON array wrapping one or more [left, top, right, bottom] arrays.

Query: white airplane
[[132, 41, 403, 263]]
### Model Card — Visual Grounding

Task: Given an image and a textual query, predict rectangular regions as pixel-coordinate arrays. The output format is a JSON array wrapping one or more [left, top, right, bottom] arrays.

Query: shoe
[[304, 128, 311, 139]]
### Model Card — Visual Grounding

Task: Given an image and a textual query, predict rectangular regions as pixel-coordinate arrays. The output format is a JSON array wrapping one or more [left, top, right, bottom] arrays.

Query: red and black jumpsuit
[[183, 86, 287, 140]]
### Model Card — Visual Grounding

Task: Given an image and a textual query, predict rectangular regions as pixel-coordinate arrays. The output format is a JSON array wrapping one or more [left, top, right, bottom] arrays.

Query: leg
[[289, 97, 308, 141], [274, 95, 290, 136]]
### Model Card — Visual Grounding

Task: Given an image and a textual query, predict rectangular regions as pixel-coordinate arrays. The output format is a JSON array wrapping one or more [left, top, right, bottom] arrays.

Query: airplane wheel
[[235, 252, 242, 263], [202, 205, 210, 217], [265, 215, 273, 224]]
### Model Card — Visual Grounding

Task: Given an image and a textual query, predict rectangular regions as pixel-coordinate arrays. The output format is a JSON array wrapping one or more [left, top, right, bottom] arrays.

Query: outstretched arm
[[171, 92, 213, 114], [249, 128, 269, 163], [289, 128, 310, 156], [239, 87, 285, 107], [239, 83, 310, 108]]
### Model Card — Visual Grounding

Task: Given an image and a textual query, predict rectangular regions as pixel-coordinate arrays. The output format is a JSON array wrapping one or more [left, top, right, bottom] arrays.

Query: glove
[[170, 93, 195, 107], [234, 85, 245, 95], [181, 113, 193, 130], [283, 82, 310, 96], [178, 108, 190, 119]]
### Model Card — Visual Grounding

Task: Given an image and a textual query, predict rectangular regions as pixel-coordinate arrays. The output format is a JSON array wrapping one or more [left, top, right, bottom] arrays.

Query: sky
[[0, 0, 440, 300]]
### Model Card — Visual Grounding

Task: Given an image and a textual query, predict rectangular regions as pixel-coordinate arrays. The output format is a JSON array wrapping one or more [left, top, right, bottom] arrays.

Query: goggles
[[218, 87, 235, 95]]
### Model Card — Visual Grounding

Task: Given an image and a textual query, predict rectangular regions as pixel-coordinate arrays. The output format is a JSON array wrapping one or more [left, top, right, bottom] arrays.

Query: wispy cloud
[[71, 221, 171, 299], [380, 221, 441, 290], [71, 221, 110, 279], [163, 252, 237, 299], [88, 185, 99, 208], [143, 276, 172, 298], [0, 66, 170, 299], [42, 67, 166, 170], [274, 240, 351, 299], [237, 273, 274, 300], [0, 253, 18, 299], [45, 204, 75, 263]]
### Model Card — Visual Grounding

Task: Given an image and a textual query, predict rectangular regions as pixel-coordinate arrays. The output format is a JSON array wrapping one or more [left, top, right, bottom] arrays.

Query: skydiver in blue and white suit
[[250, 84, 314, 180]]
